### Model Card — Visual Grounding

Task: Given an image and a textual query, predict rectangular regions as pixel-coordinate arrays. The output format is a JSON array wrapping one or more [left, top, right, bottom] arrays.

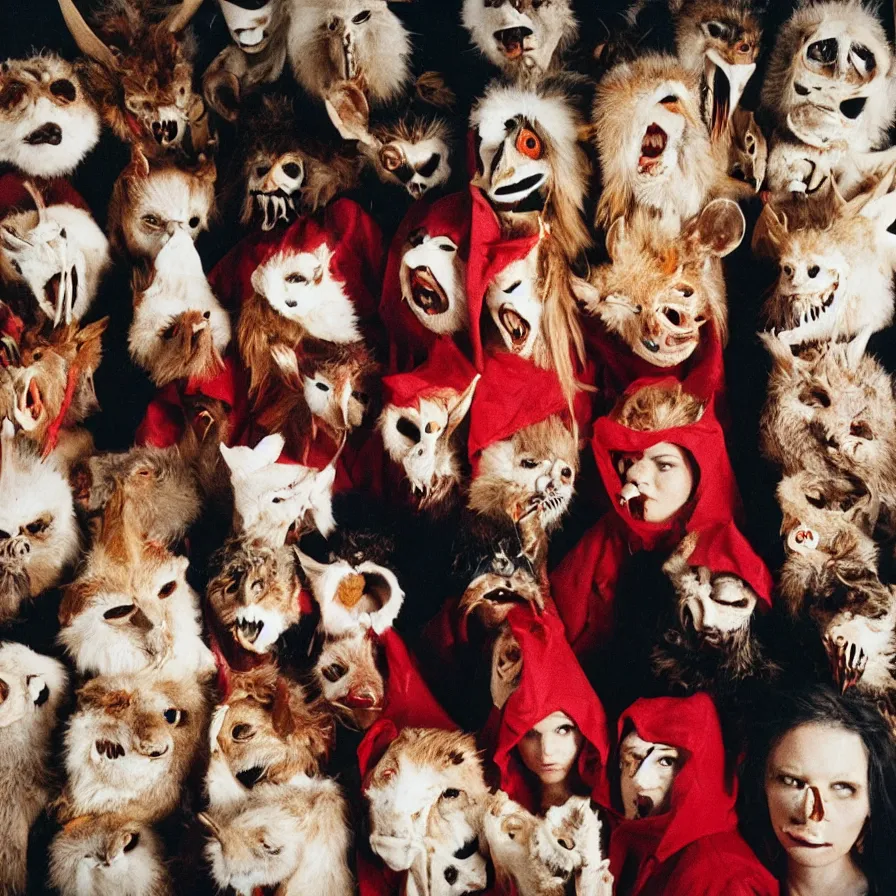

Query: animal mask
[[63, 672, 207, 823], [49, 815, 172, 896], [128, 229, 231, 387], [753, 174, 896, 344], [108, 150, 216, 261], [574, 198, 744, 367], [219, 0, 283, 55], [287, 0, 411, 107], [206, 536, 303, 653], [313, 629, 385, 730], [484, 791, 612, 896], [0, 53, 100, 177], [0, 419, 78, 619], [58, 0, 211, 160], [220, 433, 337, 544], [484, 244, 542, 358], [1, 184, 110, 326], [461, 0, 577, 78]]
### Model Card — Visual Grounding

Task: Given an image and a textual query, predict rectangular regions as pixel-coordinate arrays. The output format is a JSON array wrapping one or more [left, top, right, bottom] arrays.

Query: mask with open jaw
[[484, 791, 612, 896], [108, 149, 216, 262], [49, 814, 172, 896], [0, 642, 68, 896], [58, 489, 215, 681], [220, 433, 337, 546], [754, 174, 896, 345], [128, 229, 231, 388], [206, 536, 303, 655], [219, 0, 282, 55], [0, 418, 78, 620], [0, 53, 100, 178], [727, 108, 767, 191], [574, 198, 743, 369], [57, 0, 212, 161], [461, 0, 578, 79], [61, 672, 207, 824], [287, 0, 411, 107], [0, 184, 110, 327], [485, 244, 542, 358], [619, 730, 681, 820]]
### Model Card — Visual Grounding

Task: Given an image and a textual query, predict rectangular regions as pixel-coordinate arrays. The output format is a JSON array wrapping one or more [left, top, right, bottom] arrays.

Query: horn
[[165, 0, 205, 33], [22, 182, 47, 224], [196, 812, 223, 839], [57, 0, 118, 70]]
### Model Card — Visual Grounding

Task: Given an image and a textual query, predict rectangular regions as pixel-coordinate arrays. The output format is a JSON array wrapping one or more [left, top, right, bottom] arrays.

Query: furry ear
[[446, 375, 480, 438], [220, 434, 285, 477], [128, 147, 152, 180], [325, 81, 379, 147], [758, 330, 798, 373], [570, 275, 602, 312], [685, 198, 745, 257], [752, 201, 789, 257], [856, 166, 896, 232], [604, 217, 628, 262]]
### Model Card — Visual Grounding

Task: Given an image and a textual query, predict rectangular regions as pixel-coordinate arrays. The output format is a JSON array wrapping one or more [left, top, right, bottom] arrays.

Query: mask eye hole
[[850, 421, 873, 440], [163, 708, 182, 726], [0, 81, 27, 109], [285, 273, 307, 285], [231, 723, 254, 741], [25, 518, 49, 536], [515, 127, 543, 160], [103, 604, 135, 621], [315, 381, 330, 392], [321, 662, 347, 682], [662, 307, 681, 326], [50, 78, 76, 102], [282, 162, 301, 179], [123, 832, 140, 853], [188, 216, 200, 228], [807, 38, 838, 66], [520, 458, 539, 469], [255, 165, 270, 178], [352, 10, 371, 24], [157, 581, 177, 599], [408, 227, 426, 248], [224, 577, 240, 595], [396, 417, 421, 443]]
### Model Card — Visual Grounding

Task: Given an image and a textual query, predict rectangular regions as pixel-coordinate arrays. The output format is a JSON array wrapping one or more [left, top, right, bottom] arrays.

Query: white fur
[[233, 604, 288, 653], [398, 234, 468, 335], [485, 245, 542, 357]]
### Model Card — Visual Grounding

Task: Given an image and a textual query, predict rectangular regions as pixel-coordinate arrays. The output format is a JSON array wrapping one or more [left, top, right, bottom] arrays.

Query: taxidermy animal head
[[108, 148, 216, 261], [727, 108, 767, 191], [287, 0, 411, 107], [206, 536, 302, 654], [312, 629, 385, 730], [58, 489, 215, 680], [63, 672, 207, 823], [674, 1, 763, 141], [461, 0, 578, 79], [574, 198, 744, 367], [593, 53, 727, 232], [468, 415, 578, 532], [0, 184, 110, 326], [0, 419, 78, 620], [761, 0, 895, 154], [753, 173, 896, 344], [0, 53, 100, 177], [365, 727, 488, 874], [484, 790, 612, 896], [128, 229, 231, 387], [58, 0, 212, 160], [238, 94, 362, 231], [49, 815, 172, 896], [208, 667, 333, 792], [379, 377, 478, 511], [220, 433, 336, 544]]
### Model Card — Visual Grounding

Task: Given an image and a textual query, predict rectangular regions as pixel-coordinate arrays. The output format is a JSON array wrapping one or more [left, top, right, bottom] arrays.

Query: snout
[[25, 122, 62, 146]]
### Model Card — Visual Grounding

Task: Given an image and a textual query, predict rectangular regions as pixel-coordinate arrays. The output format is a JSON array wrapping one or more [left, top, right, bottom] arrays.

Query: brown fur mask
[[313, 629, 385, 731], [610, 381, 706, 431]]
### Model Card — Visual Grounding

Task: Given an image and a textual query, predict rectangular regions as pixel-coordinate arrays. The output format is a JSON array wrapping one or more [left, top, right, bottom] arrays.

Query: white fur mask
[[399, 229, 468, 335], [485, 246, 542, 357]]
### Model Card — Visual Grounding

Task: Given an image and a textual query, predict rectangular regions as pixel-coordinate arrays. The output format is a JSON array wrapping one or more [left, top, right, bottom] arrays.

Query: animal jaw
[[313, 629, 384, 731], [399, 229, 468, 336], [484, 245, 542, 358]]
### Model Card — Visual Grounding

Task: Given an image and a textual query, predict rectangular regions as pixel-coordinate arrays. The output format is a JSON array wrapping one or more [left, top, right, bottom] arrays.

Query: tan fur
[[313, 630, 385, 731], [611, 382, 705, 431]]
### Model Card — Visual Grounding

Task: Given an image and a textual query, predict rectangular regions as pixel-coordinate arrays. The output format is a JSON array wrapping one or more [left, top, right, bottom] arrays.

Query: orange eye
[[515, 128, 543, 160]]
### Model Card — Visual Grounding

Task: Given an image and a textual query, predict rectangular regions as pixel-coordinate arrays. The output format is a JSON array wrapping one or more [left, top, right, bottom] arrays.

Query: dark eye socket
[[408, 227, 427, 248], [0, 80, 27, 109], [285, 273, 307, 284], [142, 214, 161, 228], [851, 43, 876, 73], [282, 162, 301, 179], [315, 381, 330, 392], [660, 94, 678, 105], [416, 153, 441, 179], [161, 323, 177, 340], [705, 21, 729, 40], [25, 519, 49, 535], [805, 493, 827, 509], [444, 867, 458, 885], [163, 708, 182, 725], [396, 416, 421, 443], [352, 10, 371, 23], [262, 843, 282, 855], [120, 832, 140, 853], [322, 662, 347, 683], [49, 78, 77, 102], [851, 421, 873, 440], [232, 723, 254, 741], [255, 165, 270, 178], [504, 280, 522, 294], [800, 387, 831, 408], [454, 837, 479, 860], [103, 604, 135, 620], [157, 580, 177, 599], [662, 308, 681, 326], [438, 241, 455, 252], [224, 577, 241, 594], [351, 390, 368, 404], [188, 216, 200, 228], [271, 496, 284, 504], [808, 37, 838, 65], [676, 285, 694, 298], [442, 788, 460, 799], [520, 458, 539, 469]]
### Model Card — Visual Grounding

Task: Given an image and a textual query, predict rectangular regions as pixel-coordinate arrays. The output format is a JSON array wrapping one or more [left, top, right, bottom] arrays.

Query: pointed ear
[[570, 275, 603, 315], [687, 199, 745, 257], [604, 217, 627, 262], [325, 81, 378, 147], [752, 201, 788, 258], [857, 166, 896, 231], [127, 146, 151, 179], [0, 226, 30, 252], [271, 678, 298, 739], [446, 374, 480, 437], [253, 433, 285, 467], [845, 326, 873, 369], [759, 330, 797, 373]]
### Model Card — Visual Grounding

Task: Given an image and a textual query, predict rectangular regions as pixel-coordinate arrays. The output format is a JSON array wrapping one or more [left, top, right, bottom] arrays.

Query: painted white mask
[[485, 246, 542, 357], [218, 0, 279, 54], [399, 228, 468, 335], [619, 730, 681, 819]]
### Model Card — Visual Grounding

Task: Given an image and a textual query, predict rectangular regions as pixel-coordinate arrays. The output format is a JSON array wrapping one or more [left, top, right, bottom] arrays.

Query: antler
[[57, 0, 118, 70], [165, 0, 205, 34]]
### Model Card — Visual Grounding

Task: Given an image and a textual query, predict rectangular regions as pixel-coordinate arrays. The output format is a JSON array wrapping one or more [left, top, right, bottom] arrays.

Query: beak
[[706, 49, 756, 133]]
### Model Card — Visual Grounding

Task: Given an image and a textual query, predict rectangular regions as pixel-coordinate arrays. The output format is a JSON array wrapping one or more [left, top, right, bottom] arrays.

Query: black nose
[[25, 123, 62, 146]]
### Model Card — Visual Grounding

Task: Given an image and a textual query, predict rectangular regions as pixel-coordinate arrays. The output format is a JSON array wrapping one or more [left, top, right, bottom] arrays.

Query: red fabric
[[380, 192, 472, 372], [467, 351, 569, 475], [465, 186, 540, 370], [609, 694, 777, 896], [0, 303, 24, 346], [486, 606, 611, 813], [551, 379, 772, 656], [382, 337, 478, 409], [0, 172, 90, 217]]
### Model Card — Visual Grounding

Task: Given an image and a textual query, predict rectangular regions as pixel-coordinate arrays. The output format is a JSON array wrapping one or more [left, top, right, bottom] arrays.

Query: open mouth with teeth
[[709, 66, 731, 141], [44, 268, 78, 317], [410, 267, 449, 315], [151, 119, 179, 145], [538, 492, 569, 526], [638, 124, 668, 174], [494, 26, 533, 59], [635, 795, 654, 818], [95, 739, 125, 760], [234, 616, 267, 650], [16, 376, 45, 431], [765, 282, 839, 338], [482, 586, 529, 605], [499, 304, 530, 350], [252, 190, 298, 232], [493, 173, 546, 201]]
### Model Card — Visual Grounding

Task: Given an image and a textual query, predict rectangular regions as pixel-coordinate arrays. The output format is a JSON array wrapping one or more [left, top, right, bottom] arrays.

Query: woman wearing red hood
[[551, 379, 772, 660], [610, 692, 778, 896]]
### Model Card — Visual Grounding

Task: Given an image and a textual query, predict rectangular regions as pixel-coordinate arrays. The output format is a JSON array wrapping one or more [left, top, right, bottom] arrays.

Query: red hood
[[610, 693, 738, 874], [0, 171, 90, 217], [380, 191, 472, 372], [489, 607, 611, 812], [382, 337, 478, 409]]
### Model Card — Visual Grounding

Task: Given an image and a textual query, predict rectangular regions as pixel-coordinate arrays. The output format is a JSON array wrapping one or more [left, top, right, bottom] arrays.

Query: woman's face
[[617, 442, 695, 523], [517, 711, 584, 785], [619, 731, 681, 819], [765, 722, 870, 870]]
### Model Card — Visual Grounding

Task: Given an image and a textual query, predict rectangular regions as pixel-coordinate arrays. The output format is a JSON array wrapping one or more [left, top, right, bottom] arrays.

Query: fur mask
[[220, 433, 336, 545], [199, 775, 353, 896], [287, 0, 411, 107], [128, 228, 231, 387], [206, 536, 303, 654], [0, 53, 100, 177], [58, 489, 215, 680], [0, 418, 78, 619], [108, 149, 216, 261], [483, 791, 613, 896], [574, 198, 744, 368], [58, 0, 211, 160], [0, 642, 69, 896], [1, 183, 110, 326], [461, 0, 578, 79], [313, 629, 385, 730], [753, 173, 896, 344], [365, 727, 489, 874], [62, 672, 207, 823]]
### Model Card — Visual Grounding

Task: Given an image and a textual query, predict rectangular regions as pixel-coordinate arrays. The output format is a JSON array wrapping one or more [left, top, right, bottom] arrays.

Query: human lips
[[783, 830, 831, 850]]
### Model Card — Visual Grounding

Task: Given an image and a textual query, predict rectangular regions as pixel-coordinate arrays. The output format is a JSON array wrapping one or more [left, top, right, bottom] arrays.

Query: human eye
[[658, 756, 675, 768], [557, 724, 576, 736], [657, 462, 673, 472], [832, 782, 857, 796], [779, 774, 804, 789]]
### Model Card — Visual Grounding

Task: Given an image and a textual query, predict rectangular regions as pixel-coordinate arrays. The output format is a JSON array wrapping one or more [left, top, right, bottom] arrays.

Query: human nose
[[626, 457, 652, 489], [793, 785, 825, 823]]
